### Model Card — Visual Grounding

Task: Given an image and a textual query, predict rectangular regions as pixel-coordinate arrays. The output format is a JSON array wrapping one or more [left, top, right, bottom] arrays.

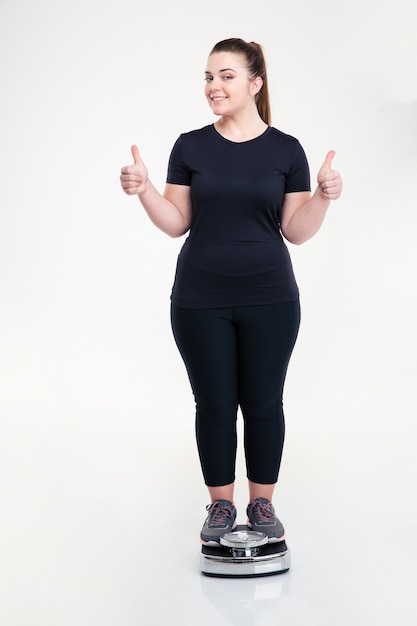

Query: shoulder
[[175, 124, 213, 144], [267, 127, 308, 163], [267, 126, 303, 147], [170, 125, 214, 161]]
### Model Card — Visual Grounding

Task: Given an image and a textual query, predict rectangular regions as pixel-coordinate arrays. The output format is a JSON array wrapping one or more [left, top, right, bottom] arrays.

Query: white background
[[1, 1, 416, 624]]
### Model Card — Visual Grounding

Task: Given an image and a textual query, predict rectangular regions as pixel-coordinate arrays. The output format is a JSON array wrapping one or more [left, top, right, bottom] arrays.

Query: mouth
[[211, 96, 227, 102]]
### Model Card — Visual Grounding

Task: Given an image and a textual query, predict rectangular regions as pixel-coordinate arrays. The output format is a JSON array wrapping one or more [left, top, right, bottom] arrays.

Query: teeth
[[212, 97, 226, 101]]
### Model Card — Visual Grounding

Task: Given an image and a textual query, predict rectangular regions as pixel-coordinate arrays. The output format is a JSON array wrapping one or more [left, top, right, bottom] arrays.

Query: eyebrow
[[205, 68, 236, 74]]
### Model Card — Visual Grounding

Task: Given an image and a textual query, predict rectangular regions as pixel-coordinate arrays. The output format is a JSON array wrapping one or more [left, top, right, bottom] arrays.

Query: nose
[[209, 76, 222, 91]]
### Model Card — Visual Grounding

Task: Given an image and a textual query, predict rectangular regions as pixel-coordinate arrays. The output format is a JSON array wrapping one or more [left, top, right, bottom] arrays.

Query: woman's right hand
[[120, 145, 149, 195]]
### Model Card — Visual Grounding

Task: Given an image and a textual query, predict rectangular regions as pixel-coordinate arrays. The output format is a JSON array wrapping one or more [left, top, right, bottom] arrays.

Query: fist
[[317, 150, 342, 200], [120, 145, 148, 195]]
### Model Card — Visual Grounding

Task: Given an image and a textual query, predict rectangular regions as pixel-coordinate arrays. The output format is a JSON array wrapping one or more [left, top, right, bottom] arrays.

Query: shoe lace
[[207, 501, 233, 528], [252, 500, 274, 524]]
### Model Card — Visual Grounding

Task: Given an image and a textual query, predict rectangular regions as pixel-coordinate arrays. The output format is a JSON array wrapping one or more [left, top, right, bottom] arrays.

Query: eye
[[204, 76, 213, 82], [223, 75, 233, 80]]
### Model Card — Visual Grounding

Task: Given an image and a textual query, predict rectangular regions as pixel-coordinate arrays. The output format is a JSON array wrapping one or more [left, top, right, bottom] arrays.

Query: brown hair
[[209, 38, 271, 126]]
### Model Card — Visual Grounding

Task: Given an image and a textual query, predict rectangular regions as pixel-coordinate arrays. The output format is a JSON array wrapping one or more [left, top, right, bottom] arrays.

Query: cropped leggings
[[170, 300, 301, 487]]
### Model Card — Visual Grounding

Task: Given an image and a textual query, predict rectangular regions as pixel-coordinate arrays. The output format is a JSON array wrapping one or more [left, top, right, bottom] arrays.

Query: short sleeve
[[166, 135, 191, 186], [285, 140, 311, 193]]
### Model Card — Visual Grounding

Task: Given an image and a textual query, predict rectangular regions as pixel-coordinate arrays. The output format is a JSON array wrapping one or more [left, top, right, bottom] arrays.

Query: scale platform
[[200, 524, 290, 578]]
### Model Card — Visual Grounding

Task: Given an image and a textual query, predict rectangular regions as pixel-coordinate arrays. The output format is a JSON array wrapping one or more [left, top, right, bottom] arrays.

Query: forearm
[[138, 180, 189, 238], [282, 186, 331, 245]]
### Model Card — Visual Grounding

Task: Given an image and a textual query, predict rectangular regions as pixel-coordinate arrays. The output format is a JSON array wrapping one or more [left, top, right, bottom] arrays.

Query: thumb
[[321, 149, 336, 171], [131, 144, 140, 165]]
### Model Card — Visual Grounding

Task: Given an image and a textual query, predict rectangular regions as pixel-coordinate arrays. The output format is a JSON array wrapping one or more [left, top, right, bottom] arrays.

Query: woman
[[120, 38, 342, 545]]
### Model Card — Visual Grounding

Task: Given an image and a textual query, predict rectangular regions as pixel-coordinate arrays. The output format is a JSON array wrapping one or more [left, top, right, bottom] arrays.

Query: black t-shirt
[[166, 124, 311, 308]]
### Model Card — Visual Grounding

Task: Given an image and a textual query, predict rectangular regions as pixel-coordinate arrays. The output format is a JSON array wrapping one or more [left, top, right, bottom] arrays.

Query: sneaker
[[200, 499, 237, 545], [246, 497, 285, 542]]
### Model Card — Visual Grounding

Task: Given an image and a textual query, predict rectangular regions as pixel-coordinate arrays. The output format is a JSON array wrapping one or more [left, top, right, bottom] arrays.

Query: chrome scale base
[[200, 525, 290, 578]]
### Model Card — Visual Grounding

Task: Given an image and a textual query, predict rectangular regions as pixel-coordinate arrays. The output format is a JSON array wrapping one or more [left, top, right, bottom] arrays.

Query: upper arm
[[163, 183, 192, 235], [280, 191, 311, 238]]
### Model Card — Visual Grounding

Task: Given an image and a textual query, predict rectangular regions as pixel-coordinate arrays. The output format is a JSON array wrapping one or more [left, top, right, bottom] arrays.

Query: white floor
[[2, 459, 416, 626], [1, 342, 416, 626]]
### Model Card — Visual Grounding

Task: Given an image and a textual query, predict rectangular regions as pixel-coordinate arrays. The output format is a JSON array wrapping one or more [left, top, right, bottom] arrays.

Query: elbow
[[281, 224, 315, 246], [150, 217, 189, 238], [281, 229, 308, 246], [283, 234, 303, 246], [168, 225, 190, 238], [167, 214, 191, 238]]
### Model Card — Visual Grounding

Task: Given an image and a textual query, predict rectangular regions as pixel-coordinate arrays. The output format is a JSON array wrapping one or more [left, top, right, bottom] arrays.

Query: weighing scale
[[200, 524, 290, 577]]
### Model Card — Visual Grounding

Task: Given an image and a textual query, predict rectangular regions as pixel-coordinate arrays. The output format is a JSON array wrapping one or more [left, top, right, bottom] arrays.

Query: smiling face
[[204, 51, 262, 117]]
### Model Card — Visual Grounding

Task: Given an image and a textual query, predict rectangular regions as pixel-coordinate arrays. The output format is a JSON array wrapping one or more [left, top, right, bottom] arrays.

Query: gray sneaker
[[246, 497, 285, 542], [200, 500, 237, 545]]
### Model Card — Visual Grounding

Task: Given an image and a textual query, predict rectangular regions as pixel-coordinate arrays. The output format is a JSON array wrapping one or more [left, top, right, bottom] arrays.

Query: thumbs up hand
[[317, 150, 342, 200], [120, 145, 149, 195]]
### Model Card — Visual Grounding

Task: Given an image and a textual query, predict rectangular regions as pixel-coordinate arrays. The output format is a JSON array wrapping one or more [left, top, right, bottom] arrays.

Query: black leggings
[[170, 300, 300, 487]]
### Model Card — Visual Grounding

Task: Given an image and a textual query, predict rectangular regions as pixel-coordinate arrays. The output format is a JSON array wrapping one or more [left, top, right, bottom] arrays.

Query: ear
[[250, 76, 263, 95]]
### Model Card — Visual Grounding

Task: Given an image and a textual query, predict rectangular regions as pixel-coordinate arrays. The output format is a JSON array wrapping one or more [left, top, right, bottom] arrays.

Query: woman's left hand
[[317, 150, 343, 200]]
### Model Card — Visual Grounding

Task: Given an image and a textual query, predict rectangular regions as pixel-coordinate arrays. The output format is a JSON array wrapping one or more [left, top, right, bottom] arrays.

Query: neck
[[214, 115, 268, 142]]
